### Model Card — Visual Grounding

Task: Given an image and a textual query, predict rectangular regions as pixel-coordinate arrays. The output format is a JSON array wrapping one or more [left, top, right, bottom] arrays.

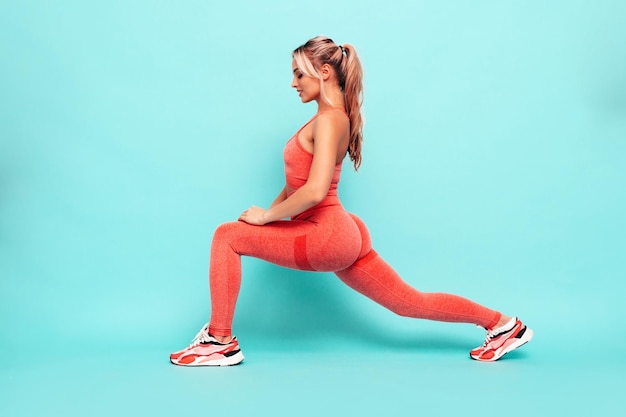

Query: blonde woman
[[170, 36, 533, 366]]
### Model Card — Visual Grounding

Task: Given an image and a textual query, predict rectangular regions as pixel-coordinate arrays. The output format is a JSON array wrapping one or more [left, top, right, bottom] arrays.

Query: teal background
[[1, 0, 625, 416]]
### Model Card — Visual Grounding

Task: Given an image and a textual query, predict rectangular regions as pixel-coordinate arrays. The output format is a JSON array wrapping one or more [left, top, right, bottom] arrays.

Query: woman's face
[[291, 59, 320, 103]]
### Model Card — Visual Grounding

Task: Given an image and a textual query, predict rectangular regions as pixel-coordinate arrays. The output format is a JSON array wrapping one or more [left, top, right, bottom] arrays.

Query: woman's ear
[[320, 63, 332, 81]]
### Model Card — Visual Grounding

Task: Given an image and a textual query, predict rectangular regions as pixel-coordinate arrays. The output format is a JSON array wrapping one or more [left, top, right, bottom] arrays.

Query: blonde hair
[[293, 36, 364, 170]]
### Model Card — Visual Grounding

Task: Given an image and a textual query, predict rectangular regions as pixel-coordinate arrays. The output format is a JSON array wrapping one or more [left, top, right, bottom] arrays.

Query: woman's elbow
[[311, 194, 325, 205], [306, 186, 327, 205]]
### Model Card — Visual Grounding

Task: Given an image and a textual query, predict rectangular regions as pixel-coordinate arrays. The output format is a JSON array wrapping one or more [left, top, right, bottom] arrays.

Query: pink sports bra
[[283, 110, 348, 199]]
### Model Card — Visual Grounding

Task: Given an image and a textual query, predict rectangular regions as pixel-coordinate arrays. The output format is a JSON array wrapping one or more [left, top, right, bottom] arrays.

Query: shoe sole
[[472, 327, 534, 362], [171, 351, 245, 367]]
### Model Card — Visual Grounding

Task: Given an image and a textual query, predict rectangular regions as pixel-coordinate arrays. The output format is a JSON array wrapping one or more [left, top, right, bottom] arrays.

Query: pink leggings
[[208, 204, 501, 337]]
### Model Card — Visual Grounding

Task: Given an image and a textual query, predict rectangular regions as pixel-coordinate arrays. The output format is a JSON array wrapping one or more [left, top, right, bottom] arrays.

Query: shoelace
[[480, 329, 498, 347], [187, 322, 214, 348], [480, 318, 517, 347]]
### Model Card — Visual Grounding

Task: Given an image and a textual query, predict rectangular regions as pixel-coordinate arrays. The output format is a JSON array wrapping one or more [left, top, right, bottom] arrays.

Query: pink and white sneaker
[[170, 323, 244, 366], [470, 317, 533, 362]]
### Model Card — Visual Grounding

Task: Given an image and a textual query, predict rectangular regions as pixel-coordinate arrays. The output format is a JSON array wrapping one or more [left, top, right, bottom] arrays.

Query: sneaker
[[470, 317, 533, 362], [170, 323, 245, 366]]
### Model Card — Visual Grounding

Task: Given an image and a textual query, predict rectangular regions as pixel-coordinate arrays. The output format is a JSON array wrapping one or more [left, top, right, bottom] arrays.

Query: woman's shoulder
[[317, 107, 349, 119], [314, 108, 350, 129]]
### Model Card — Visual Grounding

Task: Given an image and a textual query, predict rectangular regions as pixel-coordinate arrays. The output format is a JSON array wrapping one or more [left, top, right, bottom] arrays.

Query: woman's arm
[[269, 186, 288, 209], [239, 112, 347, 225]]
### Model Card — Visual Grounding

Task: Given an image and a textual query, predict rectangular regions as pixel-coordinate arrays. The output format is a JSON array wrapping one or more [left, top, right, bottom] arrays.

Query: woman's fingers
[[239, 206, 266, 225]]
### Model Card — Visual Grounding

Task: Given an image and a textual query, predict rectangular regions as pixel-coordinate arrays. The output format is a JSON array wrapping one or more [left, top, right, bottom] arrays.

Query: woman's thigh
[[213, 209, 361, 272]]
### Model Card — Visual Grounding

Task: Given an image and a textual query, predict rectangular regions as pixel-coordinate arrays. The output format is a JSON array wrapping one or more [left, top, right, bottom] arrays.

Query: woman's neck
[[316, 91, 345, 113]]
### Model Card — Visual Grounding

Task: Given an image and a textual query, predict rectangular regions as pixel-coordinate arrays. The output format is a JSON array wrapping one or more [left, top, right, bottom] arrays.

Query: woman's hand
[[238, 205, 269, 225]]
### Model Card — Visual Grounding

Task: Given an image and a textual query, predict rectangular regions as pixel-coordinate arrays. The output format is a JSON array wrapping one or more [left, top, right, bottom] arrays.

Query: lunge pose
[[170, 36, 533, 366]]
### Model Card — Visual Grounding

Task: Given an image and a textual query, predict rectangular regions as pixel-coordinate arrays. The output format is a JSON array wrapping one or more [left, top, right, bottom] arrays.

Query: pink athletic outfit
[[207, 111, 501, 337]]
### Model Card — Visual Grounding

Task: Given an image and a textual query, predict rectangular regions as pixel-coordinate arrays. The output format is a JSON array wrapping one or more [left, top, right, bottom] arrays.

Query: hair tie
[[339, 45, 346, 55]]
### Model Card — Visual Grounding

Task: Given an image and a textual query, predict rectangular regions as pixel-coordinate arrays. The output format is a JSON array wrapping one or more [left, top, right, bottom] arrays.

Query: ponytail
[[338, 43, 364, 170]]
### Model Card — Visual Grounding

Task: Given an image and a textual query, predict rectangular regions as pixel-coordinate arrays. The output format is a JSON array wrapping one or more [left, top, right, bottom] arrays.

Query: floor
[[1, 319, 622, 417]]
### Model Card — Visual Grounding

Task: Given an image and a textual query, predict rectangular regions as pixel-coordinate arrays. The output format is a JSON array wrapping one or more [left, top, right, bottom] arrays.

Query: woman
[[170, 36, 533, 366]]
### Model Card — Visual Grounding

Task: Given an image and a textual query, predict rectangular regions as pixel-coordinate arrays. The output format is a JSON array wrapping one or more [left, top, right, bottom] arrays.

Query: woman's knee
[[212, 221, 246, 243]]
